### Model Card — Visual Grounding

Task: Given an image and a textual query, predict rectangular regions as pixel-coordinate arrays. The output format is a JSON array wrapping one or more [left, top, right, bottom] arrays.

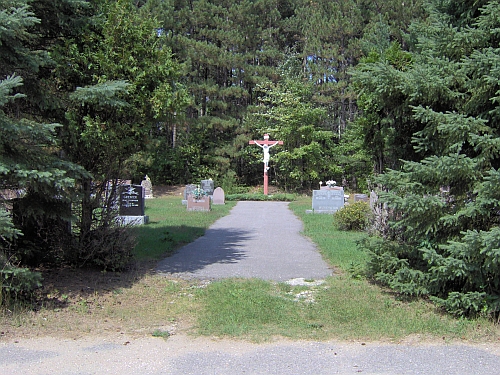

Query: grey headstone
[[312, 188, 344, 213], [212, 187, 225, 205], [354, 193, 369, 202], [119, 184, 145, 216], [201, 179, 214, 195], [141, 175, 153, 198], [183, 184, 197, 201]]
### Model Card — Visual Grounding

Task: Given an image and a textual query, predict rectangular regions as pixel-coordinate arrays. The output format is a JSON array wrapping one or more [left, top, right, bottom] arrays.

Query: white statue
[[254, 141, 279, 169]]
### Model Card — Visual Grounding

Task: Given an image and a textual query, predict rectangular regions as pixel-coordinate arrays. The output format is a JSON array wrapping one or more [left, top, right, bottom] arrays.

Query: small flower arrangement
[[192, 185, 207, 200], [326, 180, 336, 188]]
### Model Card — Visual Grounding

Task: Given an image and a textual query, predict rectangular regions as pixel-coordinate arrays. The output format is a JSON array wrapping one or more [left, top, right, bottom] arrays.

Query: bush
[[334, 201, 372, 231], [76, 225, 136, 271], [1, 255, 42, 305]]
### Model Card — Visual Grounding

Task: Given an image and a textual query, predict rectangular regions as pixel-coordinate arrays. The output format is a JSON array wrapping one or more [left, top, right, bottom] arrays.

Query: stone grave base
[[116, 215, 149, 225], [187, 196, 211, 211]]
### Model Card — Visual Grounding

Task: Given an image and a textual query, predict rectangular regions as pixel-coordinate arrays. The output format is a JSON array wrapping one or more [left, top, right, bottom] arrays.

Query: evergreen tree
[[351, 42, 416, 173], [281, 0, 424, 187], [357, 0, 500, 317], [246, 73, 338, 191], [145, 0, 296, 186], [0, 0, 88, 266]]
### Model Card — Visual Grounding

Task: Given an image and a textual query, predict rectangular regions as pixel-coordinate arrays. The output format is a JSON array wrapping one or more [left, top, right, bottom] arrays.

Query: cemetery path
[[156, 201, 333, 281]]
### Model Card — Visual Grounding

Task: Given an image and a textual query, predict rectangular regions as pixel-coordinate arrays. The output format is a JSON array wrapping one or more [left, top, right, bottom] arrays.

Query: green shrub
[[1, 256, 42, 305], [334, 201, 372, 231]]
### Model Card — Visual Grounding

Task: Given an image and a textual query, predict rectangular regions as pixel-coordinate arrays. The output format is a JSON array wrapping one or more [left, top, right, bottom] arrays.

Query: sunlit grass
[[133, 196, 236, 260], [194, 196, 499, 342], [195, 275, 492, 342]]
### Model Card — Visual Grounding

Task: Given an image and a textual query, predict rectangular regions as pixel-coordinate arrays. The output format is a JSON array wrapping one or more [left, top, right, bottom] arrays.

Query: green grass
[[196, 276, 485, 342], [289, 197, 368, 270], [193, 196, 498, 342], [132, 196, 236, 260]]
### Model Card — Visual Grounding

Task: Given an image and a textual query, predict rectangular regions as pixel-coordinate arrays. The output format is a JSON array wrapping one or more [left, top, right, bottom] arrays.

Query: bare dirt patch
[[153, 184, 185, 197], [1, 264, 200, 342]]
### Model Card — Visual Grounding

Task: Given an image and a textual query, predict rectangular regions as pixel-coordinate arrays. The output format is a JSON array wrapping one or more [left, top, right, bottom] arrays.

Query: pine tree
[[145, 0, 295, 186]]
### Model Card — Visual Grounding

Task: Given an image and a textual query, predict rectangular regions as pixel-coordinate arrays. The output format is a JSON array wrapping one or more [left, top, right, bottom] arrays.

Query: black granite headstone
[[201, 179, 214, 195], [119, 184, 145, 216]]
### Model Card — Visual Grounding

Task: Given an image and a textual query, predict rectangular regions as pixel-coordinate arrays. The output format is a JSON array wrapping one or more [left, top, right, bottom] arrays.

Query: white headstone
[[141, 175, 153, 199], [212, 187, 225, 205]]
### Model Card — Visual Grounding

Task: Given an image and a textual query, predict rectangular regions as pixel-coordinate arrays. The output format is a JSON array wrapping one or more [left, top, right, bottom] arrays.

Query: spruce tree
[[357, 0, 500, 317], [0, 0, 87, 267]]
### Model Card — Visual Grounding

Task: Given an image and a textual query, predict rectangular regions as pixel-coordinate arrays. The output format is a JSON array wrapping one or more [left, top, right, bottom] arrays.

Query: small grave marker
[[141, 175, 154, 199], [354, 193, 369, 203], [212, 187, 225, 205]]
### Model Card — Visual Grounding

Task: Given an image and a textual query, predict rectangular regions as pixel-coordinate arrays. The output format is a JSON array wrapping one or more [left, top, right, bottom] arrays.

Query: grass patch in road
[[132, 196, 236, 260], [195, 277, 491, 343], [196, 279, 302, 339]]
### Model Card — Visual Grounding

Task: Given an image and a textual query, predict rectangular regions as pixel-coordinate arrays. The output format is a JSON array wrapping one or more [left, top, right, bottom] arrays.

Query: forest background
[[3, 0, 500, 317]]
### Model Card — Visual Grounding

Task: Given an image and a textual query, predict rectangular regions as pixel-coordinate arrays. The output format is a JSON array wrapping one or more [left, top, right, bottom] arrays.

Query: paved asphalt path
[[3, 201, 500, 374], [156, 201, 332, 281]]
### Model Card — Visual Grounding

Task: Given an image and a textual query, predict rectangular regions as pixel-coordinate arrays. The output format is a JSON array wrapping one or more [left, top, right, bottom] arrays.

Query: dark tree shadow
[[156, 227, 251, 275]]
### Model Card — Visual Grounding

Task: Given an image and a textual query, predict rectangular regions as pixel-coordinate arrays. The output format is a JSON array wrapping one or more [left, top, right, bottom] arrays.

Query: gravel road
[[2, 334, 500, 375], [2, 201, 500, 374]]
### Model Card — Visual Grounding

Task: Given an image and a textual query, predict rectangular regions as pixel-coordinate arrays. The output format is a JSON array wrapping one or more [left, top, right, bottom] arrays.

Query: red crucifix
[[249, 134, 283, 195]]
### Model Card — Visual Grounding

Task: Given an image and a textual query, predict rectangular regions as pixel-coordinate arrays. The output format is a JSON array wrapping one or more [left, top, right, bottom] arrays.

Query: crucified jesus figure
[[254, 141, 279, 170]]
